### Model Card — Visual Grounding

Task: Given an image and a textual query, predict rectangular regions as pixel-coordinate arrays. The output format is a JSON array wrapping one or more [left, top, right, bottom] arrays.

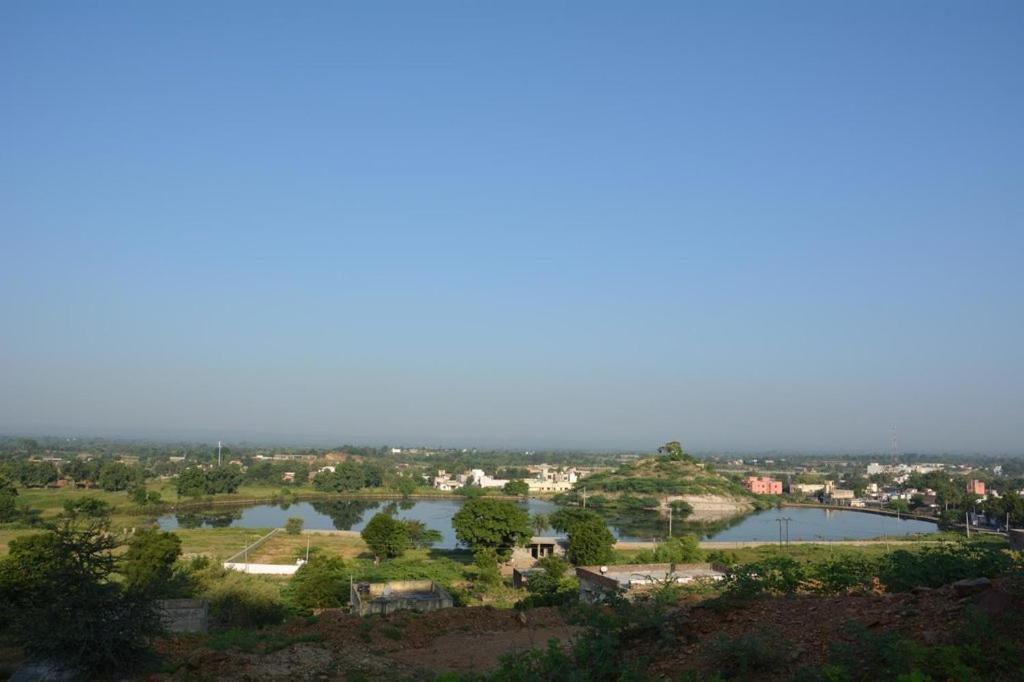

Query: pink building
[[742, 476, 783, 495], [967, 479, 985, 496]]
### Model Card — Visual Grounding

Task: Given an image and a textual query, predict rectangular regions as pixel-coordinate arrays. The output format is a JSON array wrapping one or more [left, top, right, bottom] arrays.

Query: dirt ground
[[155, 606, 579, 680], [153, 580, 1023, 680]]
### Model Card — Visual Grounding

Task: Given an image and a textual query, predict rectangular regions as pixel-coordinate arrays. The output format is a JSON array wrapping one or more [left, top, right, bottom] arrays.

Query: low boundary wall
[[223, 562, 299, 575]]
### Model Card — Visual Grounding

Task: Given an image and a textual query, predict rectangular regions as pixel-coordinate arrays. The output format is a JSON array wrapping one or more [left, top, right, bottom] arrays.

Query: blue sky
[[1, 2, 1021, 453]]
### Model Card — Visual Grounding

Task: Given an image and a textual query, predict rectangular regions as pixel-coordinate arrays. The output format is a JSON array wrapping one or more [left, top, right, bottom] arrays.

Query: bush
[[473, 548, 502, 587], [811, 556, 876, 594], [203, 571, 286, 628], [287, 555, 348, 610], [285, 517, 304, 535], [634, 535, 703, 564], [516, 555, 578, 609], [876, 542, 1014, 592], [723, 556, 808, 597], [707, 632, 790, 678]]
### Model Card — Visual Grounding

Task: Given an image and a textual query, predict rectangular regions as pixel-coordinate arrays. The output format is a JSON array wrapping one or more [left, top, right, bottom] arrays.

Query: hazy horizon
[[2, 3, 1022, 455]]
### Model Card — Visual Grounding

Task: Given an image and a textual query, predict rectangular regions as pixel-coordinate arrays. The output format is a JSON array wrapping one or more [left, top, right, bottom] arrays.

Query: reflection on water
[[308, 500, 379, 530], [174, 508, 243, 529], [157, 499, 937, 547]]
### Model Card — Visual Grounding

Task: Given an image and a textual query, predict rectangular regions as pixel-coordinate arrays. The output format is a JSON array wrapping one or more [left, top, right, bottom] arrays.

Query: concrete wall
[[157, 598, 209, 633], [223, 562, 299, 575], [350, 580, 454, 616]]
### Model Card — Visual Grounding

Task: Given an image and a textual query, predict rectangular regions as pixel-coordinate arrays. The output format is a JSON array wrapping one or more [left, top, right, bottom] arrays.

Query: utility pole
[[782, 517, 793, 546], [218, 440, 222, 467], [965, 511, 971, 539], [776, 518, 784, 547]]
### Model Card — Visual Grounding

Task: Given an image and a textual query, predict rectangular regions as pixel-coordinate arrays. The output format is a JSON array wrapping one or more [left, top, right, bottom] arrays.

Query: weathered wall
[[351, 580, 454, 616], [157, 598, 209, 633]]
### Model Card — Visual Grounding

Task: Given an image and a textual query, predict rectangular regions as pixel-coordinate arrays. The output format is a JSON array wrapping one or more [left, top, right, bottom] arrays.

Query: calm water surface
[[157, 499, 936, 548]]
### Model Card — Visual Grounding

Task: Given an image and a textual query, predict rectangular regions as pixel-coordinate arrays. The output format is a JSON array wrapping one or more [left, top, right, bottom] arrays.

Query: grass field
[[246, 531, 368, 564]]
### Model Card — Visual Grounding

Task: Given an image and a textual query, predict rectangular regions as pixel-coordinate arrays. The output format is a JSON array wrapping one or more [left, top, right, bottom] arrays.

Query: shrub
[[811, 556, 875, 594], [723, 556, 808, 597], [876, 542, 1014, 592], [287, 555, 348, 610], [516, 555, 578, 609], [285, 517, 304, 535], [473, 548, 502, 587], [203, 571, 286, 628], [707, 632, 790, 678], [634, 535, 703, 564]]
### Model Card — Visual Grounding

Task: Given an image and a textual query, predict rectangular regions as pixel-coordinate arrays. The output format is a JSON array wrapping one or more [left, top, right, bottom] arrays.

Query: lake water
[[157, 499, 936, 548], [693, 506, 936, 543]]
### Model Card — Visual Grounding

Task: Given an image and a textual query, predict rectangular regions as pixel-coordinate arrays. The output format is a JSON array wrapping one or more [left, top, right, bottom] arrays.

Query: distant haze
[[1, 3, 1022, 455]]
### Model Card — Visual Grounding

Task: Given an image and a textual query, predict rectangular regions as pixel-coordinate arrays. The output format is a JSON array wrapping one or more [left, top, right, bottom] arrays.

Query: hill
[[574, 449, 770, 521]]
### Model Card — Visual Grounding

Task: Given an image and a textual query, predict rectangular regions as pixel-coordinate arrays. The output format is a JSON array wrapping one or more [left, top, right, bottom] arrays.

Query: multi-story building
[[526, 466, 580, 493], [967, 479, 986, 496], [741, 476, 782, 495]]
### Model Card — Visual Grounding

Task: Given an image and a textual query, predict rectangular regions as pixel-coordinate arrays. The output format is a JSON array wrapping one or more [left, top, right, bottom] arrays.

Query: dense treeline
[[312, 461, 386, 492]]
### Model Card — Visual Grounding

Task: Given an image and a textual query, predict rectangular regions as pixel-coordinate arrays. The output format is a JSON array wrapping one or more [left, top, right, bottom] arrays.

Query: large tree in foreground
[[0, 508, 161, 675], [452, 497, 531, 561]]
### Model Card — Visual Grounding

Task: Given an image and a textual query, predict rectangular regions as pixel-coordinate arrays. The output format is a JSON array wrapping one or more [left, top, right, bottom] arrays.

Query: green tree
[[206, 466, 242, 494], [285, 517, 304, 535], [503, 479, 530, 496], [121, 529, 185, 598], [0, 475, 18, 522], [360, 513, 409, 562], [396, 476, 417, 499], [98, 461, 137, 492], [288, 555, 348, 610], [63, 497, 112, 518], [519, 555, 578, 608], [176, 467, 208, 498], [452, 497, 531, 561], [567, 518, 615, 566], [636, 535, 703, 564], [402, 519, 443, 548], [128, 484, 148, 506], [531, 513, 550, 535], [886, 499, 911, 514], [0, 511, 160, 674], [658, 440, 696, 463], [549, 508, 604, 534], [472, 548, 502, 587]]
